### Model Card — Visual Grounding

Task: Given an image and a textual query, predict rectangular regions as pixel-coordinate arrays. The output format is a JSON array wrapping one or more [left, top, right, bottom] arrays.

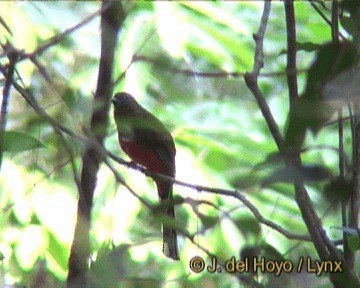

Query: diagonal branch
[[19, 4, 110, 61], [310, 0, 346, 41], [107, 151, 311, 242]]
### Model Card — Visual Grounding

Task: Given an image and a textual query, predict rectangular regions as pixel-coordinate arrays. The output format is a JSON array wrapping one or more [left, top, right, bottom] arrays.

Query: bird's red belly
[[120, 139, 167, 175]]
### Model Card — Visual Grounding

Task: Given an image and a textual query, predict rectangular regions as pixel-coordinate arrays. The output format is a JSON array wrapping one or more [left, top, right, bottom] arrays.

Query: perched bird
[[112, 92, 179, 260]]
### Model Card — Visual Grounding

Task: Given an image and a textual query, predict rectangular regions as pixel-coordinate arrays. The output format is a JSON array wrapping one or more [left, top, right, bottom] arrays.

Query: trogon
[[112, 92, 179, 260]]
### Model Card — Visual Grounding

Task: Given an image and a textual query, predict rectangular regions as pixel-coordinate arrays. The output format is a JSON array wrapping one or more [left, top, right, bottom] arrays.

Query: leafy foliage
[[0, 1, 359, 288]]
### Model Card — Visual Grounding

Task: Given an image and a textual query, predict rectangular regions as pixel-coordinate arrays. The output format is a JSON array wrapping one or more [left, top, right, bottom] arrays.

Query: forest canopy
[[0, 1, 359, 287]]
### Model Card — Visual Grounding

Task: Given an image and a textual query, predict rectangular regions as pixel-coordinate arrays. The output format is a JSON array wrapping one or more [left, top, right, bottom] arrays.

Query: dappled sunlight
[[1, 160, 31, 223], [1, 1, 359, 287], [31, 183, 76, 244], [155, 2, 187, 58], [15, 225, 47, 270]]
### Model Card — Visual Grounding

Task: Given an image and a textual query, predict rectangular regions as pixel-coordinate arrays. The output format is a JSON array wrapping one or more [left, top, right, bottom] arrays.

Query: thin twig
[[107, 152, 311, 242], [20, 4, 110, 61], [324, 115, 351, 127], [332, 0, 353, 268], [0, 16, 12, 36], [104, 158, 153, 211], [113, 28, 157, 87], [133, 55, 307, 79], [0, 46, 18, 169], [244, 1, 283, 151], [310, 0, 346, 41], [29, 56, 52, 84], [105, 158, 260, 287], [0, 67, 88, 144], [247, 2, 271, 76]]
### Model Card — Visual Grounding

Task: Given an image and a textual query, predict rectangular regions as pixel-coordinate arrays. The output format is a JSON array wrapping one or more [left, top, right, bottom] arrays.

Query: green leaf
[[252, 151, 285, 172], [3, 131, 44, 153], [90, 245, 131, 287], [181, 2, 250, 36], [261, 244, 284, 260], [341, 0, 360, 36], [348, 234, 360, 252], [278, 42, 323, 56], [262, 164, 332, 187], [340, 17, 360, 36], [187, 16, 253, 71], [234, 215, 261, 238], [198, 213, 218, 229], [323, 177, 353, 203], [304, 42, 357, 99], [47, 232, 68, 272]]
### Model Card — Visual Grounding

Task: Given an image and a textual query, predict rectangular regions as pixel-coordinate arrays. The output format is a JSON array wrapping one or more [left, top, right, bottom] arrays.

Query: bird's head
[[112, 92, 140, 114]]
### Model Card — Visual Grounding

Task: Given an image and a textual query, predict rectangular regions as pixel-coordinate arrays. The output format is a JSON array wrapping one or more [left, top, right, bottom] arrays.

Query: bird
[[112, 92, 179, 260]]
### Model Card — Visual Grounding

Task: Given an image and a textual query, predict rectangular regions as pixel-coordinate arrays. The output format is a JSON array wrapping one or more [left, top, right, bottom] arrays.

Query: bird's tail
[[158, 182, 179, 260], [162, 204, 179, 260]]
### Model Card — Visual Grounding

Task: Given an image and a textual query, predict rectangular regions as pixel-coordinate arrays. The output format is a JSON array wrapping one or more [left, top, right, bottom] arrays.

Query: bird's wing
[[133, 118, 176, 176]]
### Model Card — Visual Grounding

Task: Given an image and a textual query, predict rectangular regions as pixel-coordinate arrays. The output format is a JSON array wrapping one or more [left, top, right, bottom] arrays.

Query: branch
[[331, 0, 354, 269], [353, 109, 360, 238], [0, 67, 88, 145], [67, 2, 125, 287], [0, 16, 12, 36], [331, 0, 340, 43], [104, 158, 153, 211], [1, 62, 315, 258], [284, 0, 298, 105], [310, 0, 346, 41], [104, 159, 261, 287], [284, 2, 359, 286], [133, 55, 307, 79], [19, 4, 110, 61], [107, 152, 311, 242], [0, 49, 340, 262], [244, 1, 283, 151], [0, 44, 18, 169], [2, 67, 311, 247], [113, 28, 156, 87], [284, 0, 329, 262]]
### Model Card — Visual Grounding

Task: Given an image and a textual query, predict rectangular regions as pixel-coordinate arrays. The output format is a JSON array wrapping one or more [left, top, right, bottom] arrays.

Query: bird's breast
[[119, 138, 168, 175]]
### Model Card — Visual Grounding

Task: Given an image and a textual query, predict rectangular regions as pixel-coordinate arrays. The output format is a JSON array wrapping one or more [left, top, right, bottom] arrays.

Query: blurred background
[[0, 1, 358, 287]]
